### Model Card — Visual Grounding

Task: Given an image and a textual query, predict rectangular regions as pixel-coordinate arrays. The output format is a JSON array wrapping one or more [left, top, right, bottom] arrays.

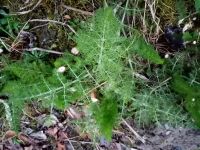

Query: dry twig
[[10, 0, 42, 16], [122, 118, 146, 144], [28, 19, 77, 35], [25, 47, 64, 55], [62, 5, 93, 16]]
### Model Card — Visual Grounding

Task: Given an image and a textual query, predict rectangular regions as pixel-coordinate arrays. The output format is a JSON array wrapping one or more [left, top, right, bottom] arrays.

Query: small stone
[[172, 145, 182, 150], [166, 130, 171, 136], [30, 131, 47, 140]]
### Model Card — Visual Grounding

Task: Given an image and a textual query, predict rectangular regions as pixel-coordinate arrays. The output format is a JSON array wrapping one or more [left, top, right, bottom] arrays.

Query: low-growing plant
[[0, 6, 164, 140], [172, 75, 200, 127], [71, 6, 163, 139], [132, 86, 193, 127], [0, 7, 20, 39]]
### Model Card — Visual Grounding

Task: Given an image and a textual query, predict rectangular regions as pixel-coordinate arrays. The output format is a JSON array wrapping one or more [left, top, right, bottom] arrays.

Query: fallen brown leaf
[[63, 15, 71, 20], [56, 141, 66, 150], [4, 130, 16, 140], [46, 127, 59, 138], [58, 130, 68, 140], [18, 133, 33, 145]]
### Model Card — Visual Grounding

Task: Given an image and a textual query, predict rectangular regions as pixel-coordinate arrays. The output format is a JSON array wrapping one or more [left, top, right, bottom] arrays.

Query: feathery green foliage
[[128, 32, 164, 64], [132, 87, 192, 127], [2, 60, 84, 130], [172, 75, 200, 127], [0, 8, 20, 38], [92, 94, 118, 140], [75, 7, 163, 139], [195, 0, 200, 12], [0, 6, 166, 139], [176, 0, 187, 19]]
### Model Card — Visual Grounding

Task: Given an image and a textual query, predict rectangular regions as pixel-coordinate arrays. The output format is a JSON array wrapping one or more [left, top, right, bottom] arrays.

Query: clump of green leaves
[[1, 6, 163, 139], [195, 0, 200, 12], [91, 94, 118, 140], [132, 87, 192, 127], [176, 0, 187, 20], [1, 58, 84, 130], [0, 7, 20, 38], [75, 7, 163, 139], [172, 75, 200, 127]]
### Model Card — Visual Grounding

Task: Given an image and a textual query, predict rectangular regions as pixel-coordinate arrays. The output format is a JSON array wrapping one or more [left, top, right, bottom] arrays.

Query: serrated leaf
[[172, 75, 200, 127], [176, 0, 187, 19], [171, 75, 195, 96], [185, 95, 200, 127], [76, 7, 124, 83], [2, 61, 79, 130], [92, 95, 118, 140], [129, 34, 164, 64], [195, 0, 200, 12]]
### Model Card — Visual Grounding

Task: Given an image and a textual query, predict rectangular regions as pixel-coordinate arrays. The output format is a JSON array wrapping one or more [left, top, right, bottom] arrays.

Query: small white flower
[[57, 66, 66, 73], [71, 47, 79, 55], [91, 97, 98, 103], [165, 54, 169, 59], [193, 41, 197, 45], [0, 48, 3, 54], [193, 17, 197, 21], [192, 98, 195, 102]]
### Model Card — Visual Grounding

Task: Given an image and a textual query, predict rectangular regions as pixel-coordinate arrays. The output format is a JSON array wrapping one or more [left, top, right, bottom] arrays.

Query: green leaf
[[128, 33, 164, 64], [183, 32, 193, 41], [92, 95, 118, 140], [172, 75, 200, 127], [185, 95, 200, 127], [176, 0, 187, 19], [172, 75, 195, 96], [76, 7, 125, 83], [195, 0, 200, 12], [183, 32, 199, 42], [2, 61, 78, 130]]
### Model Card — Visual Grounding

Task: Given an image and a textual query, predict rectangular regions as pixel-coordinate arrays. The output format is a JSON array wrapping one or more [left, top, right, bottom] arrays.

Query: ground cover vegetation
[[0, 0, 200, 149]]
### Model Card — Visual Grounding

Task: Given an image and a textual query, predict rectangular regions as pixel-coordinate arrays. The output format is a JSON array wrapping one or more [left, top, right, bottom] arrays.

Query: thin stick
[[29, 23, 49, 31], [28, 19, 77, 35], [122, 118, 145, 144], [62, 5, 93, 16], [150, 77, 172, 95], [25, 47, 64, 55], [10, 0, 42, 16], [0, 99, 12, 128]]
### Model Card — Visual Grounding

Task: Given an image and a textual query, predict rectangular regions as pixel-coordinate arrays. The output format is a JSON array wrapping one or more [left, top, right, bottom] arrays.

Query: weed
[[0, 0, 200, 142], [132, 86, 193, 127], [0, 6, 163, 139], [0, 7, 20, 39]]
